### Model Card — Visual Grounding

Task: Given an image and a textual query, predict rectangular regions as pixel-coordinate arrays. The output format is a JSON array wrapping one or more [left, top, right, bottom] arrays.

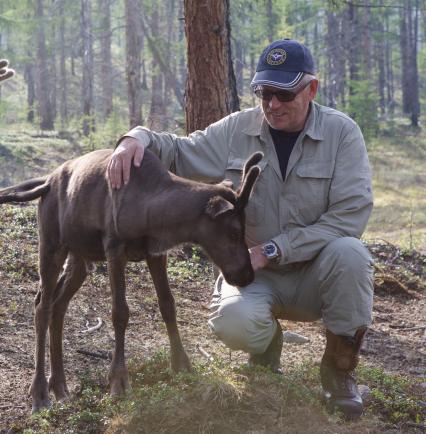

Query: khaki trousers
[[208, 237, 374, 355]]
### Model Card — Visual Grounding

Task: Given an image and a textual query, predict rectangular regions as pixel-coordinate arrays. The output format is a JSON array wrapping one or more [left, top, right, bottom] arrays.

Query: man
[[108, 39, 374, 420]]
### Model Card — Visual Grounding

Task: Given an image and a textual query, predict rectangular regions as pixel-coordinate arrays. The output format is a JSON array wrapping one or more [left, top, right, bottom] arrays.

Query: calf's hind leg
[[30, 245, 67, 413], [48, 254, 88, 401], [147, 254, 191, 372]]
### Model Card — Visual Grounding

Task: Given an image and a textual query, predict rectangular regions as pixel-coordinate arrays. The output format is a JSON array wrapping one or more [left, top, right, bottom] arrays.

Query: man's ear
[[205, 196, 235, 219]]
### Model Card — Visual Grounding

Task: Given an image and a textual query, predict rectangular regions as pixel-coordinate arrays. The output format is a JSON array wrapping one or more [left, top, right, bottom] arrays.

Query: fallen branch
[[374, 265, 417, 297], [81, 317, 103, 334], [389, 325, 426, 331], [405, 422, 426, 429], [76, 349, 111, 360], [196, 343, 214, 362]]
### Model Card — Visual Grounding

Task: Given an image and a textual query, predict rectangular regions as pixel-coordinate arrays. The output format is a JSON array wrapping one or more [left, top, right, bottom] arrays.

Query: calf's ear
[[205, 195, 235, 219], [237, 165, 260, 209]]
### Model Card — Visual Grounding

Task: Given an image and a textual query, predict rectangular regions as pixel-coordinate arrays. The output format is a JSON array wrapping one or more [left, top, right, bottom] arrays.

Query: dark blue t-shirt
[[269, 126, 301, 179]]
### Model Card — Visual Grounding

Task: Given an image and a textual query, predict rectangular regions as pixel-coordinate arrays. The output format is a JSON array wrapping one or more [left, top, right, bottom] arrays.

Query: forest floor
[[0, 125, 425, 433]]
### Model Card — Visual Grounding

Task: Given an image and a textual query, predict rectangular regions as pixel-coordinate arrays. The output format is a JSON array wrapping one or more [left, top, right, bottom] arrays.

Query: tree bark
[[184, 0, 238, 133], [24, 63, 36, 123], [58, 0, 68, 129], [399, 0, 420, 126], [81, 0, 95, 136], [98, 0, 113, 119], [125, 0, 142, 128], [35, 0, 54, 130], [148, 7, 165, 130]]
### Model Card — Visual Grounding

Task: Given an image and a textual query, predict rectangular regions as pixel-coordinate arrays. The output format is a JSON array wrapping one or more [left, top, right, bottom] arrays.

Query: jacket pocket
[[289, 161, 334, 225], [225, 157, 267, 226]]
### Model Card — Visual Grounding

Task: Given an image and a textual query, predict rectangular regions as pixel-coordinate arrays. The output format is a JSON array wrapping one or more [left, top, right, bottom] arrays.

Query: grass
[[16, 350, 424, 434], [365, 122, 426, 252]]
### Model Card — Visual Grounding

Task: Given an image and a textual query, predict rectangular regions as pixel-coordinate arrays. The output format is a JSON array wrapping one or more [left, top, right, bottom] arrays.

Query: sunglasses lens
[[276, 92, 295, 102], [254, 89, 296, 102]]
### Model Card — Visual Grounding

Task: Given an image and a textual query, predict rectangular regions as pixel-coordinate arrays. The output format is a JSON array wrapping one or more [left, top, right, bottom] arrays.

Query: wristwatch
[[261, 241, 281, 263]]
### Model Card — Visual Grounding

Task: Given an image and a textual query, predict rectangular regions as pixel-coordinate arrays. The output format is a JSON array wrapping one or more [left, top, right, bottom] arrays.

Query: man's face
[[260, 80, 318, 132]]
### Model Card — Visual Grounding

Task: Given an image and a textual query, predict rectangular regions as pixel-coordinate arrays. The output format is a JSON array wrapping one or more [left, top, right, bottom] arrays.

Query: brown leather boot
[[320, 328, 367, 420], [249, 320, 283, 374]]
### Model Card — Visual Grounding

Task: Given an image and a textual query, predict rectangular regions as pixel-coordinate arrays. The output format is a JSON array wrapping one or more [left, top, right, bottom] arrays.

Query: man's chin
[[266, 116, 288, 130]]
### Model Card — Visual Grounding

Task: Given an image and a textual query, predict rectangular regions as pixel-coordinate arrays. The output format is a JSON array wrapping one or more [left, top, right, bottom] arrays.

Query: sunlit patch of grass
[[18, 350, 425, 433], [358, 365, 425, 426], [0, 203, 39, 281], [366, 127, 426, 252]]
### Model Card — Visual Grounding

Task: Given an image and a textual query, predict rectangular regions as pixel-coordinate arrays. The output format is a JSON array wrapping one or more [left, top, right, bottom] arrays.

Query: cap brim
[[251, 70, 305, 90]]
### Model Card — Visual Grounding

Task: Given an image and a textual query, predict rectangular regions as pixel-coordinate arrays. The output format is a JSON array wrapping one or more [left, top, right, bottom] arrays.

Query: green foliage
[[344, 79, 379, 141], [358, 365, 425, 425], [79, 110, 128, 152], [167, 246, 213, 285]]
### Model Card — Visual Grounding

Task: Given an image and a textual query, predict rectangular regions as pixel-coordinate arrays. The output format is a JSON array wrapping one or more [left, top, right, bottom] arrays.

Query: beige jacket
[[124, 102, 373, 267]]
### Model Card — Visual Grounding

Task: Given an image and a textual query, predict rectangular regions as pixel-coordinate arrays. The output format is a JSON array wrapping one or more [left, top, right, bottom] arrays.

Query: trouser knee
[[318, 237, 374, 336], [321, 237, 373, 279], [208, 295, 276, 355]]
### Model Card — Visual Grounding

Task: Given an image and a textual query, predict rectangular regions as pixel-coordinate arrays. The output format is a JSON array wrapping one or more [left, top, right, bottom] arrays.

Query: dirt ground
[[0, 229, 425, 431]]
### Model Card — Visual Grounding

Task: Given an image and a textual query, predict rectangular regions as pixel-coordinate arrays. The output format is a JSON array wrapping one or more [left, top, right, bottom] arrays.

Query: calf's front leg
[[106, 245, 130, 396], [147, 254, 191, 372]]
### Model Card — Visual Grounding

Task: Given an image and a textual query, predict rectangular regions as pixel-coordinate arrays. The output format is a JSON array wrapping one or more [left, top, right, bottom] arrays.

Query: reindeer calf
[[0, 148, 262, 413]]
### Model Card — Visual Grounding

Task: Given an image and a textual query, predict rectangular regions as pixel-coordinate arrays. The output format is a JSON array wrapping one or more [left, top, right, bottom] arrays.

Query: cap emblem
[[266, 48, 287, 66]]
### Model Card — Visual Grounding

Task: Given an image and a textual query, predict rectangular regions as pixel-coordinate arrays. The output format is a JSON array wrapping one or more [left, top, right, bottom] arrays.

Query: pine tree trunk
[[24, 63, 35, 123], [58, 0, 68, 128], [81, 0, 95, 136], [125, 0, 142, 128], [98, 0, 113, 119], [148, 7, 165, 130], [35, 0, 54, 130], [184, 0, 238, 133]]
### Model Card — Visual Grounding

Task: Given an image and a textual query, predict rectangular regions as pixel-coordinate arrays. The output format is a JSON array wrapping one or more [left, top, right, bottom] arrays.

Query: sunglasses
[[254, 81, 311, 103]]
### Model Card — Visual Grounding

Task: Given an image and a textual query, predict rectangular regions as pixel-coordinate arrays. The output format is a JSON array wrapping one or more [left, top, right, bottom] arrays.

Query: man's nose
[[268, 95, 282, 109]]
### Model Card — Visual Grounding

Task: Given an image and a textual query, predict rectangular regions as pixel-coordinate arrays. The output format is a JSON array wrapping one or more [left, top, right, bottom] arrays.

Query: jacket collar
[[242, 101, 324, 141]]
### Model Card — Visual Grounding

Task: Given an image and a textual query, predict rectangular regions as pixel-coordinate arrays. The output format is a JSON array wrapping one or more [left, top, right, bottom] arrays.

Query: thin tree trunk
[[24, 63, 36, 123], [58, 0, 68, 128], [148, 7, 165, 130], [81, 0, 95, 136], [98, 0, 113, 119], [125, 0, 142, 128], [35, 0, 54, 130], [266, 0, 274, 43]]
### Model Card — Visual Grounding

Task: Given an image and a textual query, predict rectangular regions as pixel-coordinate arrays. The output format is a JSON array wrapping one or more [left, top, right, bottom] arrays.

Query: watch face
[[263, 243, 277, 257]]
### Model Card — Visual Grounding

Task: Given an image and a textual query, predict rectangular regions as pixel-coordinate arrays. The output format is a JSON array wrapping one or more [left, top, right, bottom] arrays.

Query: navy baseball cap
[[251, 39, 316, 90]]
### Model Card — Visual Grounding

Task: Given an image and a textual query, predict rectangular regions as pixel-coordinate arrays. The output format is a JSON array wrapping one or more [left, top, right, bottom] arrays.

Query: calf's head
[[201, 152, 263, 287]]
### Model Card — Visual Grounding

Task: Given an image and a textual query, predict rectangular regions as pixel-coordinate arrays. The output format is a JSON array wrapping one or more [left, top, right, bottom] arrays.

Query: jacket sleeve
[[272, 124, 373, 265], [120, 116, 234, 183]]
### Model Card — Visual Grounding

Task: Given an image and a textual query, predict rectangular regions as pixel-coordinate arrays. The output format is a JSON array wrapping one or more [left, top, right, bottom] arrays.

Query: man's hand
[[107, 137, 145, 189], [249, 245, 269, 271]]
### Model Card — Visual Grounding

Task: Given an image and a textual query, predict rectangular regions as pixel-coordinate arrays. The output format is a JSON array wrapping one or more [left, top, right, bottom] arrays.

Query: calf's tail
[[0, 176, 50, 203]]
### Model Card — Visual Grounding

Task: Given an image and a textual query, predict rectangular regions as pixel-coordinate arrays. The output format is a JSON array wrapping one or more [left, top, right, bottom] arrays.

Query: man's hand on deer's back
[[108, 137, 145, 189]]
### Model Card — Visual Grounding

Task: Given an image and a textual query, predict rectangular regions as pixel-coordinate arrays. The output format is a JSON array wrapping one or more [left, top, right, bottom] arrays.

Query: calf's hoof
[[109, 371, 131, 396], [30, 378, 52, 414], [171, 351, 192, 373], [31, 395, 52, 414], [48, 376, 70, 402]]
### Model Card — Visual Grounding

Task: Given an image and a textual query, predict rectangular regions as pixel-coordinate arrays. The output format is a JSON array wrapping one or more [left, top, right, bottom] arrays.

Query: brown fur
[[0, 148, 262, 413]]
